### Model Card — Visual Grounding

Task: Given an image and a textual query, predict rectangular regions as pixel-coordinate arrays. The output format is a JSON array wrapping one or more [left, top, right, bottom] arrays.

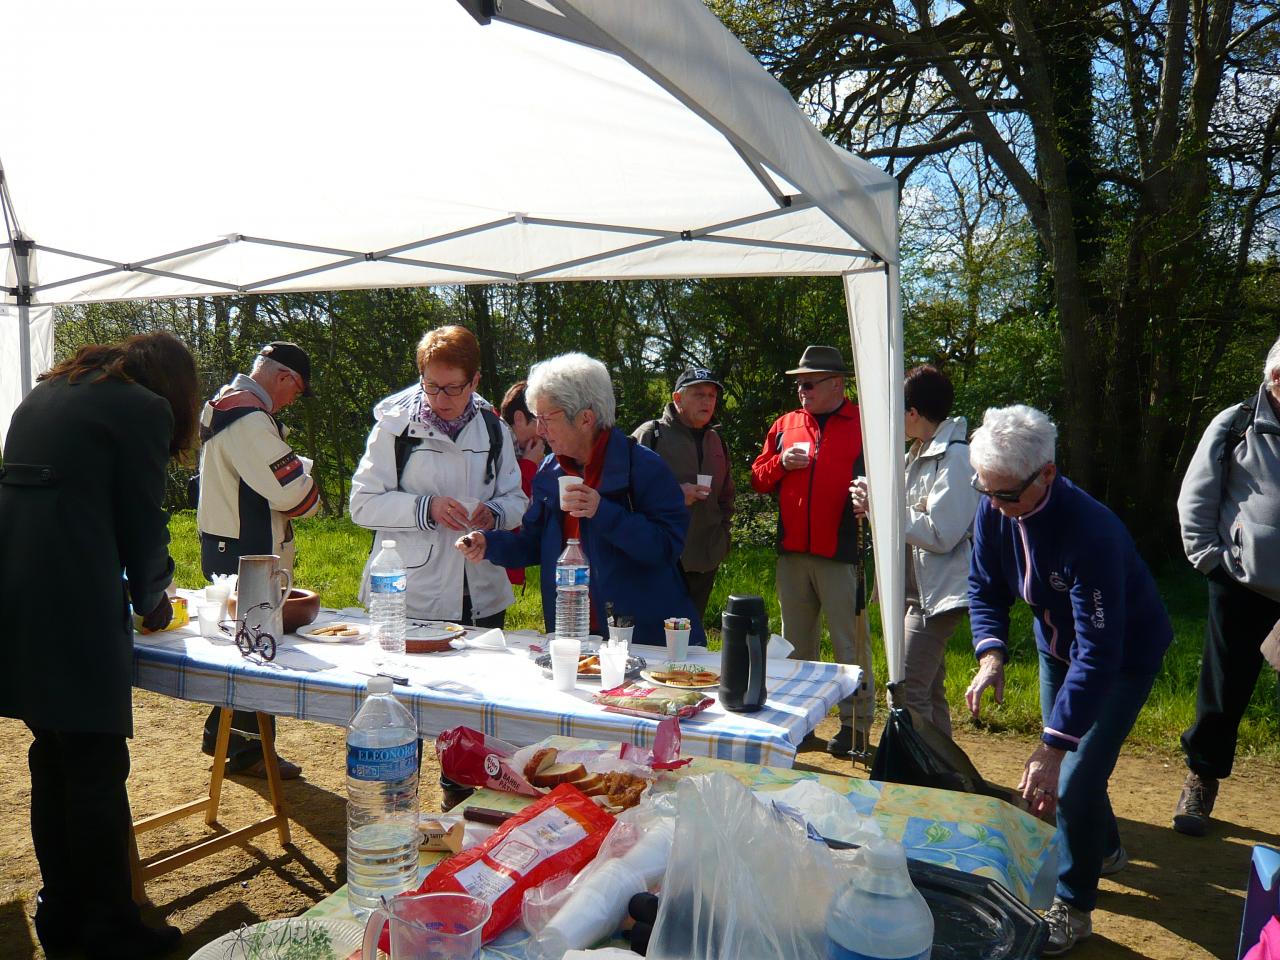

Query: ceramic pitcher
[[236, 554, 291, 642], [362, 891, 491, 960]]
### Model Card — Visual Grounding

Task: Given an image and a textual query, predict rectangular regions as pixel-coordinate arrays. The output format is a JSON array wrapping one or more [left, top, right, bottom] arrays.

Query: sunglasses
[[796, 375, 838, 391], [422, 380, 472, 397], [972, 465, 1046, 502]]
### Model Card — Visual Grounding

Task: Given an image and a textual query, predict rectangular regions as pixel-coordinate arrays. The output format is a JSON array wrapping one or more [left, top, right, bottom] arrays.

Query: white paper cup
[[197, 603, 224, 639], [792, 441, 812, 457], [599, 646, 629, 689], [609, 624, 635, 646], [557, 474, 578, 509], [696, 473, 713, 489], [665, 628, 691, 662], [550, 637, 582, 691], [204, 583, 230, 619]]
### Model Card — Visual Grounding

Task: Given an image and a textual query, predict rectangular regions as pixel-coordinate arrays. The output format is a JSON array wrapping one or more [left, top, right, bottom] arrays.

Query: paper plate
[[640, 662, 721, 690], [296, 621, 369, 643], [405, 620, 467, 642], [187, 918, 366, 960], [535, 652, 646, 681]]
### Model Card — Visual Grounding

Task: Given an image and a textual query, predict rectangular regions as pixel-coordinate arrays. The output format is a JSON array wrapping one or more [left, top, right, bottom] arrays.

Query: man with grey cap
[[751, 345, 873, 758], [633, 365, 736, 623], [195, 341, 319, 778]]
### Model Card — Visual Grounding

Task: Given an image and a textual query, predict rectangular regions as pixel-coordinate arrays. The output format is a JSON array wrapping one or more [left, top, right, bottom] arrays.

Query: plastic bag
[[523, 793, 677, 960], [647, 773, 838, 960], [871, 703, 1016, 803], [755, 779, 882, 846]]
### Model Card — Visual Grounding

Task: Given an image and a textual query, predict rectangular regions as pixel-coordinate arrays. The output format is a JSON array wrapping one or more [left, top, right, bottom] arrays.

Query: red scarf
[[556, 429, 610, 630]]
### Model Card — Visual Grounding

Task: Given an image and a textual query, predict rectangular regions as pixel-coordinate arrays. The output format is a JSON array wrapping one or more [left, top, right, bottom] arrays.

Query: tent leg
[[13, 235, 34, 399]]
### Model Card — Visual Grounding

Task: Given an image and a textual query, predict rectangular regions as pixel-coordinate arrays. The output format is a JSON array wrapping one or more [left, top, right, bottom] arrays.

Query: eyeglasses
[[972, 465, 1046, 503], [796, 376, 838, 391], [532, 409, 568, 427], [422, 379, 472, 397], [282, 369, 305, 393]]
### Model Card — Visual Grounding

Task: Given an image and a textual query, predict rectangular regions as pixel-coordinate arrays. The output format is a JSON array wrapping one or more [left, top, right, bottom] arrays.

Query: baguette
[[530, 762, 588, 787], [523, 747, 558, 782]]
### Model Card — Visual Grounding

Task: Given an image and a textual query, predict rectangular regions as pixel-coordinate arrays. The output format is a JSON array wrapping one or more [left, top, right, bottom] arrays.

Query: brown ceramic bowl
[[225, 588, 321, 634]]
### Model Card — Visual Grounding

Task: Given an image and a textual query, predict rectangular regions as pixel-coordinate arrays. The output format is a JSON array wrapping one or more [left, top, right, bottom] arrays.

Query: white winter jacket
[[349, 387, 528, 621], [904, 416, 981, 618]]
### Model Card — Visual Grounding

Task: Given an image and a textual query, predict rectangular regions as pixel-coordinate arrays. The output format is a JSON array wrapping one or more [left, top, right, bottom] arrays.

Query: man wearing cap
[[195, 341, 320, 778], [751, 345, 872, 757], [633, 366, 736, 623]]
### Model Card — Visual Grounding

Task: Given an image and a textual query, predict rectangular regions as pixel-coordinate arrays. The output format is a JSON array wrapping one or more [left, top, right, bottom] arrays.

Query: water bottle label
[[827, 944, 929, 960], [555, 566, 589, 587], [370, 573, 407, 594], [347, 741, 417, 781]]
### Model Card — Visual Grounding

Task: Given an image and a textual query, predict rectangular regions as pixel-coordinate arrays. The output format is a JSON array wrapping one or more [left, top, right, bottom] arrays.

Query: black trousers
[[1181, 567, 1280, 779], [202, 708, 274, 770], [682, 567, 720, 628], [27, 725, 141, 936]]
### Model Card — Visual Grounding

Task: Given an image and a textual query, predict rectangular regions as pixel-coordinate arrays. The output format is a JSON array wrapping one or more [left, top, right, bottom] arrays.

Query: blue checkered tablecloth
[[133, 598, 860, 768]]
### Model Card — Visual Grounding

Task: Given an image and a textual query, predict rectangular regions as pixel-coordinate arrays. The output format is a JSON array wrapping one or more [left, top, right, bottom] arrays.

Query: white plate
[[639, 662, 721, 690], [187, 918, 365, 960], [296, 621, 370, 643], [405, 620, 467, 642]]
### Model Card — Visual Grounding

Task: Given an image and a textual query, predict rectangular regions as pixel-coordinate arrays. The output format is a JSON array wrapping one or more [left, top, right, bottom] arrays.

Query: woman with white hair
[[456, 352, 702, 646], [964, 404, 1172, 956]]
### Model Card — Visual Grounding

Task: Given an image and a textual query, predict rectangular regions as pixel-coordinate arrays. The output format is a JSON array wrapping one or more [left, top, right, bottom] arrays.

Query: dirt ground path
[[0, 692, 1276, 960]]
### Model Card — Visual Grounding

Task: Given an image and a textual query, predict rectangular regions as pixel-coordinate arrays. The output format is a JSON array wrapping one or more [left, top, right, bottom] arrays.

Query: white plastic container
[[369, 539, 407, 657], [825, 838, 933, 960], [346, 676, 420, 917]]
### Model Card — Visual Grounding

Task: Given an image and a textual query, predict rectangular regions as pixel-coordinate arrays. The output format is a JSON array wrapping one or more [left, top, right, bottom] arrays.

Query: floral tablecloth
[[303, 735, 1056, 959]]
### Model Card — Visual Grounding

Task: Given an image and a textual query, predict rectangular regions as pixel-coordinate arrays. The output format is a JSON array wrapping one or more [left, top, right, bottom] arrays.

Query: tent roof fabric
[[1, 0, 896, 307]]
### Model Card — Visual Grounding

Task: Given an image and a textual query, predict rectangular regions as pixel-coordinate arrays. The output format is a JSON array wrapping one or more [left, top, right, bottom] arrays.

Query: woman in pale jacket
[[852, 364, 980, 735], [350, 326, 528, 626]]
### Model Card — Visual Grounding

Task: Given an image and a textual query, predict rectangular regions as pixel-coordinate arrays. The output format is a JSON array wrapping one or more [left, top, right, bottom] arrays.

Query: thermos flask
[[720, 594, 768, 712]]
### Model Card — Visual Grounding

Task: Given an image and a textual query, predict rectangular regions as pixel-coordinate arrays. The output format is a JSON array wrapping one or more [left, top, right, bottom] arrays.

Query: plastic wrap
[[647, 773, 839, 960], [523, 795, 677, 959]]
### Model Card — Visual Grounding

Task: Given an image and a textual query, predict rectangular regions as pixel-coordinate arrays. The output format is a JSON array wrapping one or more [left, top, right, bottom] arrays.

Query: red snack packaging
[[436, 725, 540, 797], [380, 784, 616, 949]]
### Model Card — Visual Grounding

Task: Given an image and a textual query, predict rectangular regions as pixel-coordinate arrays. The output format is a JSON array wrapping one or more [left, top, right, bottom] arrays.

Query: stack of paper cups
[[549, 637, 582, 691]]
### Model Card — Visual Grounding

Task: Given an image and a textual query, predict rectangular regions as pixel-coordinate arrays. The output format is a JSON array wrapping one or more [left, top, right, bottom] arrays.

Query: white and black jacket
[[349, 386, 528, 621]]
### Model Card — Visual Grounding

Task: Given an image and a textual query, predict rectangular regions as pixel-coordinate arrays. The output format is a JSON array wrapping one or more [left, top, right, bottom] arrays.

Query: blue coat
[[484, 427, 704, 646], [968, 475, 1171, 751]]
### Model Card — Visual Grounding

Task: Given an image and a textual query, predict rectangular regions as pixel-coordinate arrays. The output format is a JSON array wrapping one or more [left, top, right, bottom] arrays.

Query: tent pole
[[13, 234, 33, 399]]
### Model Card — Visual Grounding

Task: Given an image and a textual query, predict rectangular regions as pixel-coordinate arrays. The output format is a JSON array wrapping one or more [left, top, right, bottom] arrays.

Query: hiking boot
[[1041, 898, 1092, 956], [1173, 771, 1218, 836], [827, 725, 854, 757], [1099, 845, 1129, 876]]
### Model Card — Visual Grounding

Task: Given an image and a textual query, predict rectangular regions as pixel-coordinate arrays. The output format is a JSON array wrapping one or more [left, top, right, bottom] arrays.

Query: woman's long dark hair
[[40, 332, 199, 457]]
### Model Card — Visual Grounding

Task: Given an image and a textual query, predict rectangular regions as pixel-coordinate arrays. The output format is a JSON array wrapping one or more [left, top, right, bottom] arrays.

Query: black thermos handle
[[745, 617, 766, 707]]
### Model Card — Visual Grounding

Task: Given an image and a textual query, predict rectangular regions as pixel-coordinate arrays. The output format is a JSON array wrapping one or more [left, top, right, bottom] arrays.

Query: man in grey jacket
[[633, 366, 735, 623], [1173, 334, 1280, 835]]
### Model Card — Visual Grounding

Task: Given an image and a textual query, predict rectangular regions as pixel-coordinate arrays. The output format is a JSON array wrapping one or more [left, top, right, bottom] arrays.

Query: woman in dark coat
[[0, 332, 198, 959]]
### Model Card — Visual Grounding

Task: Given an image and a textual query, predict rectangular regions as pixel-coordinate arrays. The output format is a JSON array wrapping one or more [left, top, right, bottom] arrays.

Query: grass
[[167, 510, 1280, 758]]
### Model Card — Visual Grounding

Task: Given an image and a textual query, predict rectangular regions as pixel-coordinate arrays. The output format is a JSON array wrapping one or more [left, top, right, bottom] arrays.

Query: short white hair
[[1265, 334, 1280, 381], [969, 405, 1057, 479], [526, 352, 616, 429], [252, 355, 288, 379]]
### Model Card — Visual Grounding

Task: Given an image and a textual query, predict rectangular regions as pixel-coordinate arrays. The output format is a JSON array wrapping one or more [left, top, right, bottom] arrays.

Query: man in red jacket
[[751, 345, 872, 757]]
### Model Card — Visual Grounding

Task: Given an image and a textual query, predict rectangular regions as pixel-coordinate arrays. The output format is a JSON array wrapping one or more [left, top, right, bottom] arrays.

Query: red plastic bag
[[436, 726, 541, 796], [380, 784, 616, 949]]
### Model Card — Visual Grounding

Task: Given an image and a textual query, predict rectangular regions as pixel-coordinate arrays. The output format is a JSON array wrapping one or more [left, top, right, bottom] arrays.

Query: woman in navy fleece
[[963, 405, 1171, 957]]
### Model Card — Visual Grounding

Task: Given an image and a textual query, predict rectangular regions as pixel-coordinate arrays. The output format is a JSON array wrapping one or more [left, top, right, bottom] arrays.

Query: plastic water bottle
[[369, 538, 407, 657], [555, 538, 590, 641], [346, 676, 420, 917], [826, 838, 933, 960]]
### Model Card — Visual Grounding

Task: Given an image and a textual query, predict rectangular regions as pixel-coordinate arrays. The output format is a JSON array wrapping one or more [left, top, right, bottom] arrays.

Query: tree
[[715, 0, 1280, 546]]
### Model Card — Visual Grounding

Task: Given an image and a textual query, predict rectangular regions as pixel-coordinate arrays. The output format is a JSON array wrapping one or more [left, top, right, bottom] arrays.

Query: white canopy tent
[[0, 0, 907, 682]]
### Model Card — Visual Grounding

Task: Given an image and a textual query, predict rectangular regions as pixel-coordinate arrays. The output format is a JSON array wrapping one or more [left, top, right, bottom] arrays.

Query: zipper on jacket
[[805, 426, 820, 554]]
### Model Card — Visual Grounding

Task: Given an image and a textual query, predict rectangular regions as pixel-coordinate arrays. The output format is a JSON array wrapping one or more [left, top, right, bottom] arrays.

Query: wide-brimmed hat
[[260, 341, 314, 397], [673, 365, 724, 394], [786, 345, 849, 375]]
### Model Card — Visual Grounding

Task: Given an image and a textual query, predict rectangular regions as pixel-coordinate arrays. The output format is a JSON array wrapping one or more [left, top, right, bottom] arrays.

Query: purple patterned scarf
[[416, 390, 478, 441]]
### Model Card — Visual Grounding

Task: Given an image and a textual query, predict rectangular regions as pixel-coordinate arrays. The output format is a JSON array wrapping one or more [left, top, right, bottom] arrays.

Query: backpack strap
[[394, 408, 505, 490], [1219, 394, 1258, 498]]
